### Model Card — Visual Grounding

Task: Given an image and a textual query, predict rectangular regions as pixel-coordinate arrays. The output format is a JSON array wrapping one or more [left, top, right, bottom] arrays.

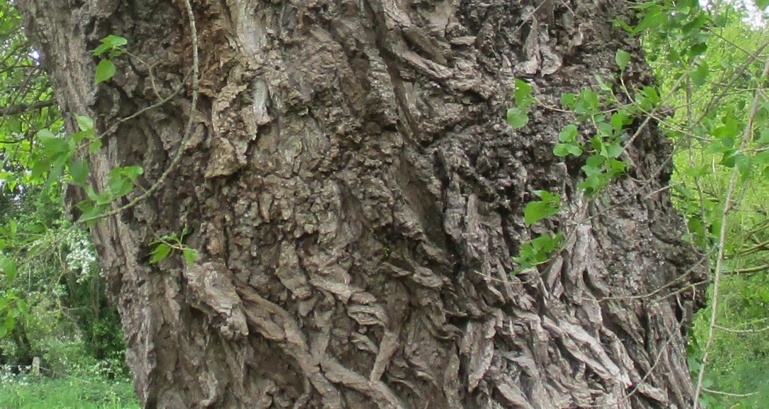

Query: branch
[[0, 99, 55, 116], [723, 263, 769, 275]]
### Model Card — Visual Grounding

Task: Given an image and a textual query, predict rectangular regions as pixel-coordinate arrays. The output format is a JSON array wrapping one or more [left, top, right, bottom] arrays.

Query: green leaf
[[612, 18, 635, 32], [514, 79, 534, 108], [69, 159, 90, 186], [754, 151, 769, 165], [512, 232, 563, 271], [756, 0, 769, 10], [108, 175, 133, 198], [597, 122, 614, 136], [720, 150, 738, 167], [92, 44, 111, 57], [578, 175, 603, 193], [30, 158, 52, 180], [530, 233, 561, 254], [26, 223, 47, 235], [676, 0, 698, 11], [71, 131, 87, 143], [576, 89, 600, 114], [523, 192, 560, 226], [533, 190, 559, 203], [736, 154, 752, 179], [553, 143, 582, 157], [594, 75, 613, 92], [638, 86, 660, 106], [183, 248, 198, 265], [76, 115, 94, 132], [706, 137, 734, 154], [93, 35, 128, 56], [106, 166, 142, 196], [691, 61, 709, 86], [607, 159, 626, 173], [682, 166, 708, 178], [114, 165, 144, 181], [712, 115, 740, 139], [150, 243, 172, 263], [689, 42, 708, 58], [604, 143, 624, 159], [559, 124, 579, 142], [553, 144, 569, 157], [632, 8, 667, 34], [507, 107, 529, 129], [674, 184, 693, 199], [615, 49, 631, 71], [104, 35, 128, 48], [513, 245, 534, 263], [590, 135, 603, 151], [631, 1, 661, 10], [89, 138, 103, 153], [586, 154, 606, 168], [7, 220, 16, 240], [1, 316, 15, 338], [561, 93, 577, 109], [78, 202, 107, 225], [5, 117, 21, 134], [524, 202, 548, 226], [0, 256, 16, 283], [37, 129, 70, 157], [95, 59, 116, 84], [611, 111, 632, 130]]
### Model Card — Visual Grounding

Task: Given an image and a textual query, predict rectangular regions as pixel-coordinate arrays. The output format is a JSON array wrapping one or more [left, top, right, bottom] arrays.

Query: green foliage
[[553, 124, 581, 157], [506, 79, 534, 129], [92, 35, 128, 58], [509, 51, 636, 270], [0, 186, 129, 378], [0, 3, 131, 394], [149, 226, 197, 265], [0, 373, 138, 409], [94, 60, 117, 85], [556, 85, 632, 195], [523, 191, 560, 226], [615, 49, 632, 71], [0, 290, 26, 338], [0, 254, 17, 283], [513, 232, 563, 271], [636, 1, 769, 406], [92, 35, 127, 84]]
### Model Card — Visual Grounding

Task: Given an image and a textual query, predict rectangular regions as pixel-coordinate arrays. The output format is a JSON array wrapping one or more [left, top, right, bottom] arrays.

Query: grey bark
[[19, 0, 705, 408]]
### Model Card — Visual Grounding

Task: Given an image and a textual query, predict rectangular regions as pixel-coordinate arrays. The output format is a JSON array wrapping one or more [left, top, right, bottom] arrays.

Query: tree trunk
[[19, 0, 705, 407]]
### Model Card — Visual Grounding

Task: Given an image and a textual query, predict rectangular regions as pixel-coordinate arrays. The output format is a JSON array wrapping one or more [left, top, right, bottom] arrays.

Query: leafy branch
[[149, 226, 198, 266]]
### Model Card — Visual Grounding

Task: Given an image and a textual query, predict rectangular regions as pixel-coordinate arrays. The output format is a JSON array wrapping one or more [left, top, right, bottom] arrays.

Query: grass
[[0, 375, 139, 409]]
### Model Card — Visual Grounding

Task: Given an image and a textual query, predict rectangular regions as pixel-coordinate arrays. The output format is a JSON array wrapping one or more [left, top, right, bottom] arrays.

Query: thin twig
[[713, 323, 769, 334], [702, 387, 759, 398]]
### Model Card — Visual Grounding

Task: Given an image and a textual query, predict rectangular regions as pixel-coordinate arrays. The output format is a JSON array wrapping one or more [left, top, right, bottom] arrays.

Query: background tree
[[0, 0, 126, 381], [18, 0, 705, 407], [643, 2, 769, 406]]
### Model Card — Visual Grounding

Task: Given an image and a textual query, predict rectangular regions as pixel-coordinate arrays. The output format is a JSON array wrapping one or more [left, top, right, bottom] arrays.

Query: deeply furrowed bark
[[19, 0, 705, 408]]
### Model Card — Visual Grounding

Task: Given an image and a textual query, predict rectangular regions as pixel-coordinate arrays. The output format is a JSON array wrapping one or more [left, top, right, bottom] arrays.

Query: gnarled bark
[[20, 0, 705, 407]]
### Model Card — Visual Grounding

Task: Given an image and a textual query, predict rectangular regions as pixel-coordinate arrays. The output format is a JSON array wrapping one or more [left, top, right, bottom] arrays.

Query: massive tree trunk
[[20, 0, 705, 407]]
